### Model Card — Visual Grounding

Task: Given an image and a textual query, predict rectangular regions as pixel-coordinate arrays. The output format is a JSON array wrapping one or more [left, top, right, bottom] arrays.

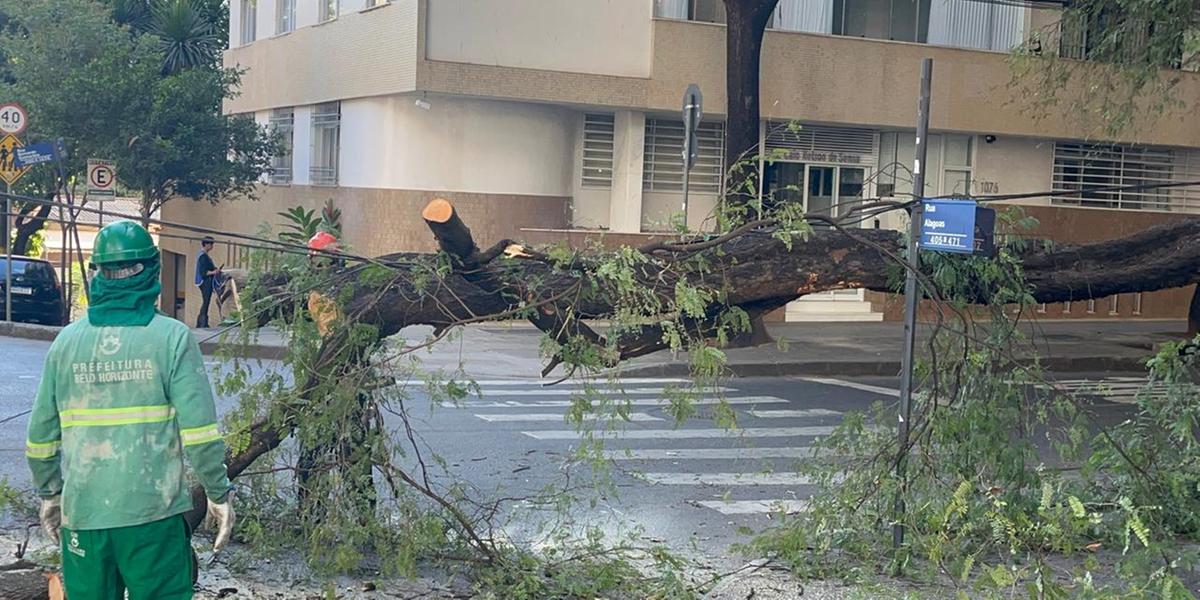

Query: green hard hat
[[92, 220, 158, 265]]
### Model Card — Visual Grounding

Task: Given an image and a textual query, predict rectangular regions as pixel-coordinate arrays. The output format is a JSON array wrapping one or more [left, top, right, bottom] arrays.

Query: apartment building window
[[276, 0, 295, 34], [654, 0, 726, 24], [365, 0, 387, 6], [1052, 143, 1180, 211], [876, 133, 972, 197], [643, 118, 725, 194], [581, 114, 614, 189], [1059, 7, 1183, 67], [833, 0, 930, 43], [772, 0, 833, 34], [310, 103, 341, 186], [319, 0, 338, 22], [269, 109, 294, 185], [239, 0, 256, 45], [926, 0, 1027, 52]]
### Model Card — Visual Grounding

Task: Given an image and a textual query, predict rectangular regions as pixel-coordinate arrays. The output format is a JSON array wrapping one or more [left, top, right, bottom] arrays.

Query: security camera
[[984, 135, 997, 144], [414, 99, 432, 110]]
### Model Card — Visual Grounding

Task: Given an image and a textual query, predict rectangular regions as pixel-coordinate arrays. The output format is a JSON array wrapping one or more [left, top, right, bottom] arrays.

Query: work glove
[[205, 493, 235, 553], [39, 496, 61, 545]]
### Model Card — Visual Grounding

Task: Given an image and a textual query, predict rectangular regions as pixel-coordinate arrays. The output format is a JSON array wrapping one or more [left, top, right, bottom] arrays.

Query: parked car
[[0, 257, 66, 326]]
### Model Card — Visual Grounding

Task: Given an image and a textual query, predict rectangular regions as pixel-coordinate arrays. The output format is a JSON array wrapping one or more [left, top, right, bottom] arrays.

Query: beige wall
[[425, 0, 653, 78], [224, 0, 419, 113], [641, 191, 720, 232], [339, 95, 575, 196], [973, 136, 1055, 204], [648, 20, 1200, 147]]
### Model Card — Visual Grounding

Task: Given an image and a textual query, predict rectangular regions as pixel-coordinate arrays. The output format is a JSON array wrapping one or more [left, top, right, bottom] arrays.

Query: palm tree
[[106, 0, 219, 74], [151, 0, 219, 74]]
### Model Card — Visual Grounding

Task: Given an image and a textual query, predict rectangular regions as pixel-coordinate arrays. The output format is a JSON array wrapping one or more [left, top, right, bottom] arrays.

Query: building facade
[[161, 0, 1200, 325]]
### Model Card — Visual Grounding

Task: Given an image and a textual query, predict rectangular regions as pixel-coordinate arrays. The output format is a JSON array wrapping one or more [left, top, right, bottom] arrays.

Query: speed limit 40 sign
[[0, 103, 28, 136]]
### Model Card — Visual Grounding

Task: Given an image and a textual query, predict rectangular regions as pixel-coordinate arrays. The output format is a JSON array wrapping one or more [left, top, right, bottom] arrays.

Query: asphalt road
[[0, 336, 1151, 568]]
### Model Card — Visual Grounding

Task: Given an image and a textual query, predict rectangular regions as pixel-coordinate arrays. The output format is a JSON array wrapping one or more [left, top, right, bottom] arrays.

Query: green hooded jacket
[[25, 314, 231, 530]]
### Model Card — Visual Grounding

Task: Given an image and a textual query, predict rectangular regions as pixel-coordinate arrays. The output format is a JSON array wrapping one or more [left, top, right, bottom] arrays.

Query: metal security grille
[[310, 103, 341, 187], [765, 122, 878, 164], [1052, 143, 1200, 212], [269, 108, 293, 185], [643, 118, 725, 194], [581, 113, 614, 189]]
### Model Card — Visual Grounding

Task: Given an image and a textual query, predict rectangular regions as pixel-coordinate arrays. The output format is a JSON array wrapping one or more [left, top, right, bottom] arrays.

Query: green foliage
[[750, 226, 1200, 597], [1011, 0, 1199, 137], [150, 0, 220, 74], [0, 0, 277, 219]]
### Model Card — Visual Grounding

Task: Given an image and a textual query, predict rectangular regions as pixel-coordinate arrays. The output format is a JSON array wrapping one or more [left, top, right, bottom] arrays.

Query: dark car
[[0, 257, 66, 326]]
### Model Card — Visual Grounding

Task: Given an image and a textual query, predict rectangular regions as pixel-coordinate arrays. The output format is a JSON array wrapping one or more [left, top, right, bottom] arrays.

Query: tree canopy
[[0, 0, 274, 233]]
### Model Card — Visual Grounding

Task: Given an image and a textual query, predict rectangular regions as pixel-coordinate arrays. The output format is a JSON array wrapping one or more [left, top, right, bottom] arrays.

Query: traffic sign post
[[88, 159, 117, 196], [0, 103, 28, 136], [920, 199, 977, 253], [680, 83, 702, 225], [13, 141, 59, 168], [0, 135, 30, 186]]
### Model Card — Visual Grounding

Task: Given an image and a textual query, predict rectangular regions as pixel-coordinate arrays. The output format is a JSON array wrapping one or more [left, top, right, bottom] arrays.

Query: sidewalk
[[1, 319, 1186, 378]]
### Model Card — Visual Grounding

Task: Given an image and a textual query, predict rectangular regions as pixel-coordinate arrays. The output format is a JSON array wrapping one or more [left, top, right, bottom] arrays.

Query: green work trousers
[[60, 514, 194, 600]]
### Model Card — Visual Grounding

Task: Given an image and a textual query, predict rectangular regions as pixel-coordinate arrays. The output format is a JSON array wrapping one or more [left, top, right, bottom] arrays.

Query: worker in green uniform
[[25, 220, 235, 600]]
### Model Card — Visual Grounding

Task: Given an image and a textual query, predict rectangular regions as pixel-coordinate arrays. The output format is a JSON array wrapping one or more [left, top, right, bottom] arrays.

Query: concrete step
[[784, 312, 886, 323], [787, 300, 877, 314]]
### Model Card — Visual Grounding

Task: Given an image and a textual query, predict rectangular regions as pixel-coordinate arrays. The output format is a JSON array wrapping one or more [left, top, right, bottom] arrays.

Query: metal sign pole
[[5, 183, 11, 323], [682, 164, 691, 225], [893, 57, 933, 553]]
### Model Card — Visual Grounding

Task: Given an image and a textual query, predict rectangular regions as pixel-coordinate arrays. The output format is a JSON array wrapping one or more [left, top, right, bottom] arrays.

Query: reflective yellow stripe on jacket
[[179, 424, 222, 447], [60, 405, 176, 428], [25, 439, 60, 459]]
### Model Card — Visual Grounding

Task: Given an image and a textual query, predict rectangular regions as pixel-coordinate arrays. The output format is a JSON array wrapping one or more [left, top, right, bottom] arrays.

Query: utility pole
[[894, 57, 933, 553], [4, 181, 11, 323]]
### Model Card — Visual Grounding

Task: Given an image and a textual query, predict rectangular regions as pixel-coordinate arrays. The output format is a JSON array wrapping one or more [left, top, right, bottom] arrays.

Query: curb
[[0, 323, 286, 360], [620, 354, 1152, 378]]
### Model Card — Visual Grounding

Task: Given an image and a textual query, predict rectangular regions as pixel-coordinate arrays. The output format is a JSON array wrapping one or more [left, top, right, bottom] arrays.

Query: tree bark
[[0, 560, 61, 600], [723, 0, 780, 209], [1188, 285, 1200, 336], [11, 200, 52, 256]]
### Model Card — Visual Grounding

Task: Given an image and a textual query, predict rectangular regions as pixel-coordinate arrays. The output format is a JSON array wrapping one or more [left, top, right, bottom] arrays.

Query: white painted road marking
[[460, 378, 693, 386], [473, 387, 731, 397], [639, 472, 816, 485], [604, 447, 822, 460], [695, 499, 810, 514], [443, 396, 789, 409], [522, 426, 840, 440], [474, 412, 663, 422], [799, 377, 899, 398], [747, 409, 842, 418]]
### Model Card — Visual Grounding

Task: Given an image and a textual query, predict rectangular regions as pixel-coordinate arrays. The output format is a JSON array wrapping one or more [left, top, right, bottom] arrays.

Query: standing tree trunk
[[722, 0, 780, 212], [11, 199, 53, 256], [1189, 285, 1200, 336]]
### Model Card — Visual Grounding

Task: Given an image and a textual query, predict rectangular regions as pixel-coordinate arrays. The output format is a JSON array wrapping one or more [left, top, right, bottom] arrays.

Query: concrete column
[[608, 110, 646, 233]]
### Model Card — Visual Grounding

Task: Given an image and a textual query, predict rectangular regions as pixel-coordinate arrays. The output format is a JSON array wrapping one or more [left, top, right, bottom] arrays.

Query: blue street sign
[[13, 142, 57, 167], [920, 198, 976, 254]]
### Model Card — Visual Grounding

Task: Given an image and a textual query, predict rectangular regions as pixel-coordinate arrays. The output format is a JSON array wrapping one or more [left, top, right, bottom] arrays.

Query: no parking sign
[[87, 159, 116, 197]]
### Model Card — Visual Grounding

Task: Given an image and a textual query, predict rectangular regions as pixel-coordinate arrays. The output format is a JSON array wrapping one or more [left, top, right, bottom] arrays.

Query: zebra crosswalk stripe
[[748, 409, 842, 418], [694, 500, 809, 515], [441, 396, 789, 409], [522, 426, 840, 440], [471, 386, 731, 397], [474, 412, 663, 422], [603, 447, 824, 460], [639, 472, 816, 485]]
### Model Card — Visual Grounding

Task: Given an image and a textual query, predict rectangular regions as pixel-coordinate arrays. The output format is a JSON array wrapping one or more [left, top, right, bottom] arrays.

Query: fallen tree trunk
[[190, 200, 1200, 551]]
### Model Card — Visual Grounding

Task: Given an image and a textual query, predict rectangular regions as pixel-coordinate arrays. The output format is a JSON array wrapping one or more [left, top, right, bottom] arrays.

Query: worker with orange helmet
[[306, 231, 343, 336]]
